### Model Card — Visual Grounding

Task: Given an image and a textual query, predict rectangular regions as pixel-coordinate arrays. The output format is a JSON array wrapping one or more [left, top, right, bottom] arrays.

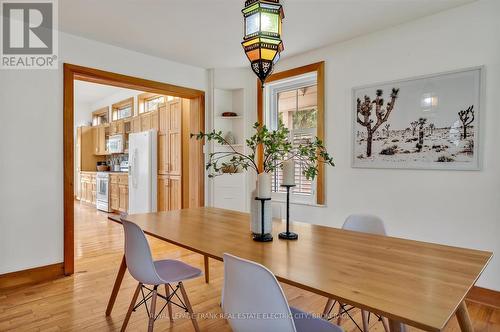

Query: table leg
[[106, 255, 127, 316], [456, 301, 474, 332], [204, 255, 209, 283], [388, 319, 408, 332]]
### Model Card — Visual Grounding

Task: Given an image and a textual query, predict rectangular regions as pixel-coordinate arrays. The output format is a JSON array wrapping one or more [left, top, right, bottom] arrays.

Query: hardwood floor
[[0, 202, 499, 331]]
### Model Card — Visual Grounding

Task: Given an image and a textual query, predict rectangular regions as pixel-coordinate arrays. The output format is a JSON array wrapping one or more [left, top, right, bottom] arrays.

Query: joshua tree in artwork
[[458, 105, 474, 139], [417, 118, 427, 145], [384, 123, 391, 138], [410, 121, 418, 136], [357, 88, 399, 157], [428, 123, 435, 135]]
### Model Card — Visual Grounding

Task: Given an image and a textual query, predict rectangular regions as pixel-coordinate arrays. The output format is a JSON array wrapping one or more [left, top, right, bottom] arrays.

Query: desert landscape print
[[352, 67, 481, 170]]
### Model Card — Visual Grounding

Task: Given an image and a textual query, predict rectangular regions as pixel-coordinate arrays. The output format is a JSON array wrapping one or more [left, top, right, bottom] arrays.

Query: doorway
[[64, 64, 205, 275]]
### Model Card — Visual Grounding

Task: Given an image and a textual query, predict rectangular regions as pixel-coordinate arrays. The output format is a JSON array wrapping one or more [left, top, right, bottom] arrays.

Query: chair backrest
[[121, 219, 163, 285], [343, 214, 387, 236], [222, 253, 296, 332]]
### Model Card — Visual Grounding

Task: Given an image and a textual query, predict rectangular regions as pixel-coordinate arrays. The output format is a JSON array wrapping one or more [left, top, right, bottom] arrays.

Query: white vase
[[250, 176, 272, 235]]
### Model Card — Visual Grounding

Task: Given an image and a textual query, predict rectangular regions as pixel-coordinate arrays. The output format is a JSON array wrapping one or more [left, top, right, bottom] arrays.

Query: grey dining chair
[[222, 253, 344, 332], [120, 219, 202, 332], [323, 214, 390, 332]]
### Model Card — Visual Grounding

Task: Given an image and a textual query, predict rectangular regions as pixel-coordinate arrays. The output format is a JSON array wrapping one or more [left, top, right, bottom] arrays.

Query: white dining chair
[[120, 219, 202, 332], [323, 214, 390, 332], [222, 253, 343, 332]]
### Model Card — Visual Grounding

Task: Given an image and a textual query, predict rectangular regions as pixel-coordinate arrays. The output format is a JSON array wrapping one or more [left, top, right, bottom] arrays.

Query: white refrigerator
[[128, 130, 157, 214]]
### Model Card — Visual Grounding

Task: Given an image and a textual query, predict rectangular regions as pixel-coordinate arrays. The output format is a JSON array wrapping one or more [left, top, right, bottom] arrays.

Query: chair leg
[[381, 316, 390, 332], [179, 282, 200, 332], [120, 282, 142, 332], [323, 298, 335, 318], [336, 302, 343, 325], [148, 286, 158, 332], [165, 284, 174, 322], [361, 310, 369, 332]]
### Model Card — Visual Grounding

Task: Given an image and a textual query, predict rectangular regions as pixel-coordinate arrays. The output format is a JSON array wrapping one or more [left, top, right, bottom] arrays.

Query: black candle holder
[[278, 185, 298, 240], [253, 197, 273, 242]]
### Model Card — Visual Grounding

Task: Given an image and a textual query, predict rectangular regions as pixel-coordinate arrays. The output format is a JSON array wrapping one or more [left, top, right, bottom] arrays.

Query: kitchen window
[[144, 95, 165, 113], [260, 62, 325, 205], [112, 97, 134, 121]]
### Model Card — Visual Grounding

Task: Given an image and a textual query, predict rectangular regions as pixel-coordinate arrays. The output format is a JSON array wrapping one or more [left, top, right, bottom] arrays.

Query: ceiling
[[60, 0, 474, 69], [74, 81, 142, 105]]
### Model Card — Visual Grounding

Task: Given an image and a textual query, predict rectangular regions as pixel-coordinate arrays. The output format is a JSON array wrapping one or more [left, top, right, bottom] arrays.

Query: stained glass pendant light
[[242, 0, 284, 85]]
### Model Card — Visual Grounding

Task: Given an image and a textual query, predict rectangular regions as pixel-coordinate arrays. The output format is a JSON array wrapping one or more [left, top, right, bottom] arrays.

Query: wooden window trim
[[92, 106, 109, 118], [138, 92, 166, 114], [257, 61, 325, 205], [111, 97, 134, 121]]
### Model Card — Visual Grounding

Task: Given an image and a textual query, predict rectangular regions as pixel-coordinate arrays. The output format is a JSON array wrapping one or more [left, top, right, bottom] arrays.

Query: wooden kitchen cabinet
[[80, 172, 96, 206], [132, 116, 141, 133], [140, 110, 159, 132], [118, 184, 128, 213], [158, 100, 182, 176], [158, 175, 181, 211], [158, 134, 168, 174], [93, 125, 107, 156], [110, 175, 119, 211], [168, 101, 182, 176], [110, 120, 125, 135], [140, 112, 151, 131], [159, 105, 167, 134], [110, 173, 128, 213], [158, 175, 170, 212], [169, 176, 182, 210]]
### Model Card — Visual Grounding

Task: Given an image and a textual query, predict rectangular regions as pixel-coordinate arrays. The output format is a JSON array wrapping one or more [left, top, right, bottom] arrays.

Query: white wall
[[269, 0, 500, 290], [0, 32, 207, 274]]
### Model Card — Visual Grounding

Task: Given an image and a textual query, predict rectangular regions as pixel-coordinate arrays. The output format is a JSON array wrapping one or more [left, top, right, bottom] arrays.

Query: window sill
[[271, 198, 326, 208]]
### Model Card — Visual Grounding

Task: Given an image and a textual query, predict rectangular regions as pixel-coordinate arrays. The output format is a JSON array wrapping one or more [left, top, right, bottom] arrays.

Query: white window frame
[[264, 72, 318, 205]]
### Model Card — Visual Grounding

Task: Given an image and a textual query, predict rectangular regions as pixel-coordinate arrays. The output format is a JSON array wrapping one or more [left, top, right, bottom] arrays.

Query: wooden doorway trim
[[63, 63, 205, 275]]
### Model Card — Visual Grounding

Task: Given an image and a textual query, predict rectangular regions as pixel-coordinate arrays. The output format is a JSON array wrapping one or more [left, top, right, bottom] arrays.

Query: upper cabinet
[[93, 125, 108, 155]]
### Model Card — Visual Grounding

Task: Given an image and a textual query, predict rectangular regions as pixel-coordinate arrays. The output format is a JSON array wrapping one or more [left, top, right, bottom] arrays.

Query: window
[[144, 96, 165, 113], [111, 98, 134, 121], [263, 69, 322, 205]]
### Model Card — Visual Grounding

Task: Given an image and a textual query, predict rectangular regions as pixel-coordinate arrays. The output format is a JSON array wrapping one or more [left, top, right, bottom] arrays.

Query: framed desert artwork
[[352, 67, 482, 170]]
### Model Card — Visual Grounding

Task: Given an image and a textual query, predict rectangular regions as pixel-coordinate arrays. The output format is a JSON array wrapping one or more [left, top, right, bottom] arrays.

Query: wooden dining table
[[106, 207, 492, 332]]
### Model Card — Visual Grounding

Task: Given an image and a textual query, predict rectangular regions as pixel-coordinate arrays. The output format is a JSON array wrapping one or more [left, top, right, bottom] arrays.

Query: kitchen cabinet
[[158, 100, 182, 176], [140, 110, 159, 132], [77, 126, 105, 198], [140, 112, 151, 131], [110, 173, 128, 213], [158, 134, 168, 174], [93, 125, 107, 156], [169, 176, 182, 210], [118, 184, 128, 213], [110, 120, 125, 135], [80, 172, 96, 206], [158, 175, 170, 212], [110, 175, 119, 211], [168, 100, 182, 176], [158, 175, 181, 212], [159, 105, 167, 134], [132, 116, 141, 133]]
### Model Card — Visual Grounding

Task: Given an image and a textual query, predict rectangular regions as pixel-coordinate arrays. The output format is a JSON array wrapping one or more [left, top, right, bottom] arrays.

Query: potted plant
[[192, 122, 334, 236]]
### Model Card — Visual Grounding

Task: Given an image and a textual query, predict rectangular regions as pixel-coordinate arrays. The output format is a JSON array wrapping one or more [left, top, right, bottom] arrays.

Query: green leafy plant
[[191, 122, 334, 179]]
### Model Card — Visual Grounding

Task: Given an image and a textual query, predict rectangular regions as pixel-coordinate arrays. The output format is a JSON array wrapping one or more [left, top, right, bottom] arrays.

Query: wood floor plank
[[0, 202, 498, 331]]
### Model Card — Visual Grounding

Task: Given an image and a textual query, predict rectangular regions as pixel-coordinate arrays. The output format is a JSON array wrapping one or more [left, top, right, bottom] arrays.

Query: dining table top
[[120, 207, 492, 332]]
